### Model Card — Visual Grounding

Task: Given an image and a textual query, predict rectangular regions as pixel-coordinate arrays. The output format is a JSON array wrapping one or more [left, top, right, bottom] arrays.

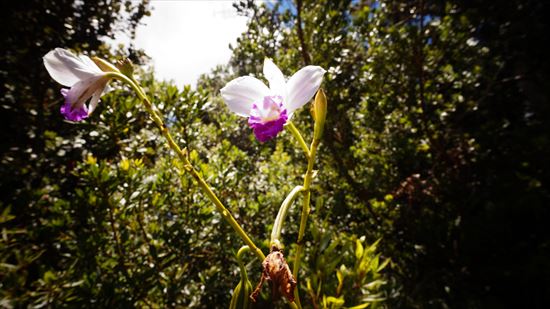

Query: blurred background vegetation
[[1, 0, 549, 308]]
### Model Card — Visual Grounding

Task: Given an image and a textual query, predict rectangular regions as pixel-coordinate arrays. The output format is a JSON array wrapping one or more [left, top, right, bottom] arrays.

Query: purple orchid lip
[[248, 95, 289, 142], [248, 110, 288, 142], [60, 88, 88, 122]]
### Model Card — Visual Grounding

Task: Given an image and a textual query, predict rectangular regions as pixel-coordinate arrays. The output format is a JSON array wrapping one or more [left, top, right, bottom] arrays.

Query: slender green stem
[[286, 122, 310, 158], [189, 168, 265, 261], [271, 185, 304, 246], [284, 117, 323, 308], [112, 72, 265, 261], [292, 137, 321, 309]]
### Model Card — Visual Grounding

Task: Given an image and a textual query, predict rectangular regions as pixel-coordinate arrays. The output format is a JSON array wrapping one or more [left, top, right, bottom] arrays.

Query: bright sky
[[117, 1, 249, 87]]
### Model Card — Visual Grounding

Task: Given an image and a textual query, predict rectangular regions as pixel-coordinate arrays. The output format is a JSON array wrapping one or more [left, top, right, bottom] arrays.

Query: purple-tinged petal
[[64, 74, 107, 107], [60, 89, 88, 121], [87, 89, 102, 115], [58, 75, 108, 121], [87, 79, 109, 114], [285, 65, 326, 113]]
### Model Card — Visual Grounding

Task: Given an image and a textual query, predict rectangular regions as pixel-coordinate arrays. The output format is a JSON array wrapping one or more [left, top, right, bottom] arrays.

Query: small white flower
[[43, 48, 113, 121], [220, 59, 326, 142]]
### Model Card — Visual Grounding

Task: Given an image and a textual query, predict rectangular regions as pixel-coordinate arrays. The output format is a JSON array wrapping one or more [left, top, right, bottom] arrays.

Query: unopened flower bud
[[313, 89, 327, 140]]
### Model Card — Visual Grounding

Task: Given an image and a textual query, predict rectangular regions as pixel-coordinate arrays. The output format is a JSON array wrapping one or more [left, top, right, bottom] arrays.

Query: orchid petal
[[60, 88, 88, 122], [79, 55, 102, 72], [43, 48, 102, 87], [220, 76, 270, 117], [65, 75, 108, 112], [65, 78, 96, 110], [263, 58, 286, 97], [88, 80, 109, 114], [285, 66, 326, 113]]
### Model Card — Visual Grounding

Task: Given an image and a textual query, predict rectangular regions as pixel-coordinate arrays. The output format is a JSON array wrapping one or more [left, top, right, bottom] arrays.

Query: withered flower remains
[[250, 246, 297, 302]]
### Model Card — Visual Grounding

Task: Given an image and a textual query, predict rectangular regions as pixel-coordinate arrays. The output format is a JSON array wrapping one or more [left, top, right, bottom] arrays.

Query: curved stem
[[286, 122, 310, 158], [236, 246, 251, 280], [112, 72, 265, 261], [271, 185, 304, 246]]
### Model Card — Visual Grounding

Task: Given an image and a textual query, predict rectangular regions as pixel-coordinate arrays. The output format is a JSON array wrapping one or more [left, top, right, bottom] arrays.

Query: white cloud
[[119, 1, 248, 87]]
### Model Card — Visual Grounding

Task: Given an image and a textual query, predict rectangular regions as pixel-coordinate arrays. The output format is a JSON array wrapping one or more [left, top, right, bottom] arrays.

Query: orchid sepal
[[91, 57, 120, 73]]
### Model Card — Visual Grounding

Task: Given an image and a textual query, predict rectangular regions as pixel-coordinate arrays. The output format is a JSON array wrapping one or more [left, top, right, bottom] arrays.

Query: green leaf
[[326, 295, 345, 308], [377, 258, 391, 272], [347, 303, 370, 309], [355, 239, 364, 261]]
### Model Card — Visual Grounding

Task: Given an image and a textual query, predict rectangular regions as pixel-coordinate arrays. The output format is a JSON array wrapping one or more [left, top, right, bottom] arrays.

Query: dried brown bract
[[250, 246, 297, 303]]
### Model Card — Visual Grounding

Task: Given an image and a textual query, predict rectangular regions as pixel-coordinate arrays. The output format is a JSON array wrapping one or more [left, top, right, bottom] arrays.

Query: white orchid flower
[[43, 48, 115, 121], [220, 59, 326, 142]]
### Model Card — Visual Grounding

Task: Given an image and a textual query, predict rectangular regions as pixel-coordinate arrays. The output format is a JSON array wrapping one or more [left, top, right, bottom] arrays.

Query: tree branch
[[296, 0, 311, 65]]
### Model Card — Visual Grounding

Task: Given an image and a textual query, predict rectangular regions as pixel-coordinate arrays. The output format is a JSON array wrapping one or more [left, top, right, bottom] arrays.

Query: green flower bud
[[313, 89, 327, 141]]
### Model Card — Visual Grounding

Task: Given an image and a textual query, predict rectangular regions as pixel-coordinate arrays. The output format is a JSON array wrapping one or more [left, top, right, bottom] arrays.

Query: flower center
[[249, 95, 285, 123], [248, 95, 288, 142]]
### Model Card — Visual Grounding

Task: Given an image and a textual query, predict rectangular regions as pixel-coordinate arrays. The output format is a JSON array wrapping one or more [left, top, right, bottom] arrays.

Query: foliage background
[[1, 0, 549, 308]]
